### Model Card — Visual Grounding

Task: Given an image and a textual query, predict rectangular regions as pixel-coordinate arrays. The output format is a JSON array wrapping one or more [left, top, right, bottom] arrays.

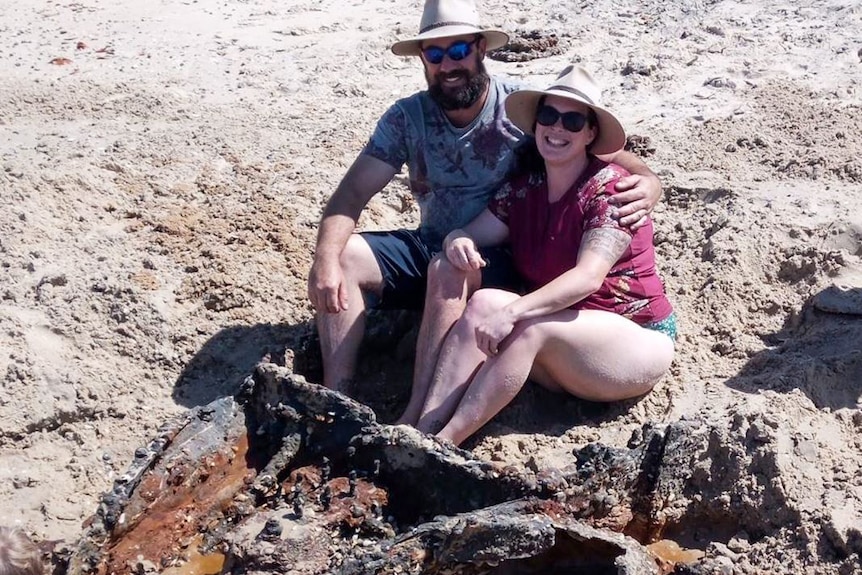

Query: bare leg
[[318, 235, 383, 394], [416, 289, 519, 433], [438, 308, 675, 446], [396, 255, 481, 425]]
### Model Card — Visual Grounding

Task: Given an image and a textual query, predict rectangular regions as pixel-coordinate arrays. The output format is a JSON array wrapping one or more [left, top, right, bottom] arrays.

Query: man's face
[[420, 34, 489, 111]]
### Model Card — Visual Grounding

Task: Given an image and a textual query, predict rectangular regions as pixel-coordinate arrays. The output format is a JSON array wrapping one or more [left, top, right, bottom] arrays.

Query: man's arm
[[307, 154, 398, 313], [597, 149, 662, 230]]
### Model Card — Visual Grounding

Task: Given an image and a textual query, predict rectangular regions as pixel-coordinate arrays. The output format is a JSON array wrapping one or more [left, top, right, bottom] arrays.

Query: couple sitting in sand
[[306, 0, 676, 446]]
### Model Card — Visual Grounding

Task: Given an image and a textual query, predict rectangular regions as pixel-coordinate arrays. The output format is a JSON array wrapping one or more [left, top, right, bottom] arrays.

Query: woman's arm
[[472, 227, 631, 355], [442, 208, 510, 271], [506, 227, 630, 321]]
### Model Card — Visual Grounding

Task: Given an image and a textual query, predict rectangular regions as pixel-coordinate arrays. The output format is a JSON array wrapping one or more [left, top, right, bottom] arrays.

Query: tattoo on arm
[[581, 228, 631, 265]]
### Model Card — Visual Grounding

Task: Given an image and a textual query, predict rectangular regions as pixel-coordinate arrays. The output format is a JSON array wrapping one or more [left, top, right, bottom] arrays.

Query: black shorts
[[361, 229, 522, 310]]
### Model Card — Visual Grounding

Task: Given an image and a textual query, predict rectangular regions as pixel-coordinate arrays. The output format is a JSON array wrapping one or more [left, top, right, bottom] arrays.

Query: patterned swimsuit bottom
[[643, 312, 678, 341]]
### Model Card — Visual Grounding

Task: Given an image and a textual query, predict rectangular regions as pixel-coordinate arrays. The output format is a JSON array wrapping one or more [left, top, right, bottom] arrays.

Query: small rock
[[713, 555, 734, 575], [727, 531, 751, 552], [259, 517, 283, 540], [709, 541, 740, 561]]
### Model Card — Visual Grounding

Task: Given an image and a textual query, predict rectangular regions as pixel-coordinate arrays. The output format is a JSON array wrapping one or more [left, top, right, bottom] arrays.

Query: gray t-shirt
[[363, 76, 526, 249]]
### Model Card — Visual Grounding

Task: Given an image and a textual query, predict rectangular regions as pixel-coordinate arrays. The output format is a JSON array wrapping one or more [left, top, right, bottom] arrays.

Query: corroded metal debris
[[66, 364, 804, 574]]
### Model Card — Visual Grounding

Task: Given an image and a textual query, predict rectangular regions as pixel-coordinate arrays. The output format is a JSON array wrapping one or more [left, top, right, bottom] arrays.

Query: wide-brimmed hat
[[391, 0, 509, 57], [505, 65, 626, 155]]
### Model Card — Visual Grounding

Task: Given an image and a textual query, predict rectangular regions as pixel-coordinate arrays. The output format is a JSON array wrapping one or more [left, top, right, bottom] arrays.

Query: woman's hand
[[443, 229, 487, 271], [475, 309, 515, 357]]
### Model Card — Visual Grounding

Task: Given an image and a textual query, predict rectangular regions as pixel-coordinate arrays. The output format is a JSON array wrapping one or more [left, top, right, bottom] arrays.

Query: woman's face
[[534, 95, 597, 167]]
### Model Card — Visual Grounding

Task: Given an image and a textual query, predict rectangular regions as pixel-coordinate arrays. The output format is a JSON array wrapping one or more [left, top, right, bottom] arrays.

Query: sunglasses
[[535, 105, 589, 133], [422, 39, 478, 65]]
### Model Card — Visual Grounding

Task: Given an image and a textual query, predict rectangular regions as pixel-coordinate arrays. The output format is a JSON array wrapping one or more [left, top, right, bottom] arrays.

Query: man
[[307, 0, 662, 406]]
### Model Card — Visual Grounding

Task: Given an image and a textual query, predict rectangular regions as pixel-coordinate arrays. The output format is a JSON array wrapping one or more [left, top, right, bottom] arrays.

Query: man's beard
[[427, 62, 490, 111]]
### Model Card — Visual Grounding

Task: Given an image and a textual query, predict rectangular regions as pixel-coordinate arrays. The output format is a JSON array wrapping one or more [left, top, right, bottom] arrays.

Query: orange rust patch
[[102, 434, 254, 573], [161, 535, 225, 575], [647, 539, 705, 574]]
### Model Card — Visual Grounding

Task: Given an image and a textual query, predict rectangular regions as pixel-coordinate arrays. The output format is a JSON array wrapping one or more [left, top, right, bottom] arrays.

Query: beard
[[427, 62, 490, 111]]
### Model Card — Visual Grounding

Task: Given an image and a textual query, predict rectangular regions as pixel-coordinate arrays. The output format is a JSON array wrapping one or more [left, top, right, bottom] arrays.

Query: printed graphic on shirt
[[362, 77, 524, 247]]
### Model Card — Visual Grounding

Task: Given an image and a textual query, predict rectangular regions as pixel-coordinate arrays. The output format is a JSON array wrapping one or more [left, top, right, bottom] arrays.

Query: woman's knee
[[462, 289, 513, 322]]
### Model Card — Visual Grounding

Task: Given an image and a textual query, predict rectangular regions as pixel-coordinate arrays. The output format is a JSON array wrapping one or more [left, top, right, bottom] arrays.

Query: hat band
[[419, 21, 482, 34], [548, 85, 596, 106]]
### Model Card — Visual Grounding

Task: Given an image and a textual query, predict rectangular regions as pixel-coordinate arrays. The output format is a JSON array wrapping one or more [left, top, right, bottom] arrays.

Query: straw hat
[[505, 65, 626, 155], [391, 0, 509, 57]]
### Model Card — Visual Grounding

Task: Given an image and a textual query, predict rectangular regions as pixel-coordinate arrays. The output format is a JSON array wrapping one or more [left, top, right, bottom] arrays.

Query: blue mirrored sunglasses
[[422, 39, 477, 65]]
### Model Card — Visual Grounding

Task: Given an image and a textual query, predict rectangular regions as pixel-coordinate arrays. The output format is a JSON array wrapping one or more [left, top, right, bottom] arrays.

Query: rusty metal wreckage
[[64, 362, 801, 575]]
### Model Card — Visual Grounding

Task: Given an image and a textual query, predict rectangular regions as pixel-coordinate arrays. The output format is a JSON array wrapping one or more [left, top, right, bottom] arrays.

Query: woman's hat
[[391, 0, 509, 57], [505, 65, 626, 155]]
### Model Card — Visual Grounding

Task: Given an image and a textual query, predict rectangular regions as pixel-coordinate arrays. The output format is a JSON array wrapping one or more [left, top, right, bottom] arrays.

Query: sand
[[1, 0, 860, 572]]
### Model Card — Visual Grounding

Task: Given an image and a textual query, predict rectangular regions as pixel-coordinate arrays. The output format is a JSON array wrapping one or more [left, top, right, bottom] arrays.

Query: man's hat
[[505, 65, 627, 155], [391, 0, 509, 57]]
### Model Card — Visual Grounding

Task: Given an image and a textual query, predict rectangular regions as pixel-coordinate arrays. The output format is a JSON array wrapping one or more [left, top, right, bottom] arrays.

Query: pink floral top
[[488, 157, 673, 325]]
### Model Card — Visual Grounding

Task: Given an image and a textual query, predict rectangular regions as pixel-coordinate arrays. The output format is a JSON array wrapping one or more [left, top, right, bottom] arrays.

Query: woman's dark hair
[[511, 96, 600, 178], [510, 138, 544, 178]]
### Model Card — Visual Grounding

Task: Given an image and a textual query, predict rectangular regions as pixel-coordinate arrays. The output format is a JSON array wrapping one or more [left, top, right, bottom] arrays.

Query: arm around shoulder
[[597, 149, 662, 229]]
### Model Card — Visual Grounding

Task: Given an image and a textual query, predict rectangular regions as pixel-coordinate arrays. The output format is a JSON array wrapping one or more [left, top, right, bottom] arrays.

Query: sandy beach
[[1, 0, 860, 572]]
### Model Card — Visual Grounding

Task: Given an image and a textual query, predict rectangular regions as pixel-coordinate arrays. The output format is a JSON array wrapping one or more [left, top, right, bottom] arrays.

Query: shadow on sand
[[172, 309, 640, 436], [724, 285, 862, 410], [171, 311, 420, 418], [172, 320, 318, 408]]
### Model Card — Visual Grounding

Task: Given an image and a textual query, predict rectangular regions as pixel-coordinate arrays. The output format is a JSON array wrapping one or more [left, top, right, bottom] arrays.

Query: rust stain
[[161, 536, 225, 575], [102, 434, 254, 573], [647, 539, 705, 574]]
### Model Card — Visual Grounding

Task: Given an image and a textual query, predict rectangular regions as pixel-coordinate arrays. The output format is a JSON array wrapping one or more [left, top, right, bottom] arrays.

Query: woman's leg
[[437, 309, 674, 445], [531, 310, 674, 401], [415, 289, 520, 435], [434, 307, 544, 445]]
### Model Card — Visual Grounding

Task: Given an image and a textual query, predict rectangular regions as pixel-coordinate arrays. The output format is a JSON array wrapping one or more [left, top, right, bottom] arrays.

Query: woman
[[414, 65, 677, 446]]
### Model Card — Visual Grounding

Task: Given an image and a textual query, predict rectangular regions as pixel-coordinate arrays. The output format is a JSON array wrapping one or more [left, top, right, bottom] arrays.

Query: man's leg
[[396, 255, 481, 425], [318, 234, 383, 393], [398, 246, 520, 425]]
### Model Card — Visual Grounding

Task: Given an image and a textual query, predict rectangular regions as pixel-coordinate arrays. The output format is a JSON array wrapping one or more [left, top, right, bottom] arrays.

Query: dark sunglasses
[[535, 104, 589, 133], [422, 39, 477, 65]]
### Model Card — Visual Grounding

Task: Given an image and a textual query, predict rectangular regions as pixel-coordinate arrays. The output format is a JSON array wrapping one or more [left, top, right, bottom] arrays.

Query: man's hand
[[608, 173, 663, 230], [308, 257, 349, 313]]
